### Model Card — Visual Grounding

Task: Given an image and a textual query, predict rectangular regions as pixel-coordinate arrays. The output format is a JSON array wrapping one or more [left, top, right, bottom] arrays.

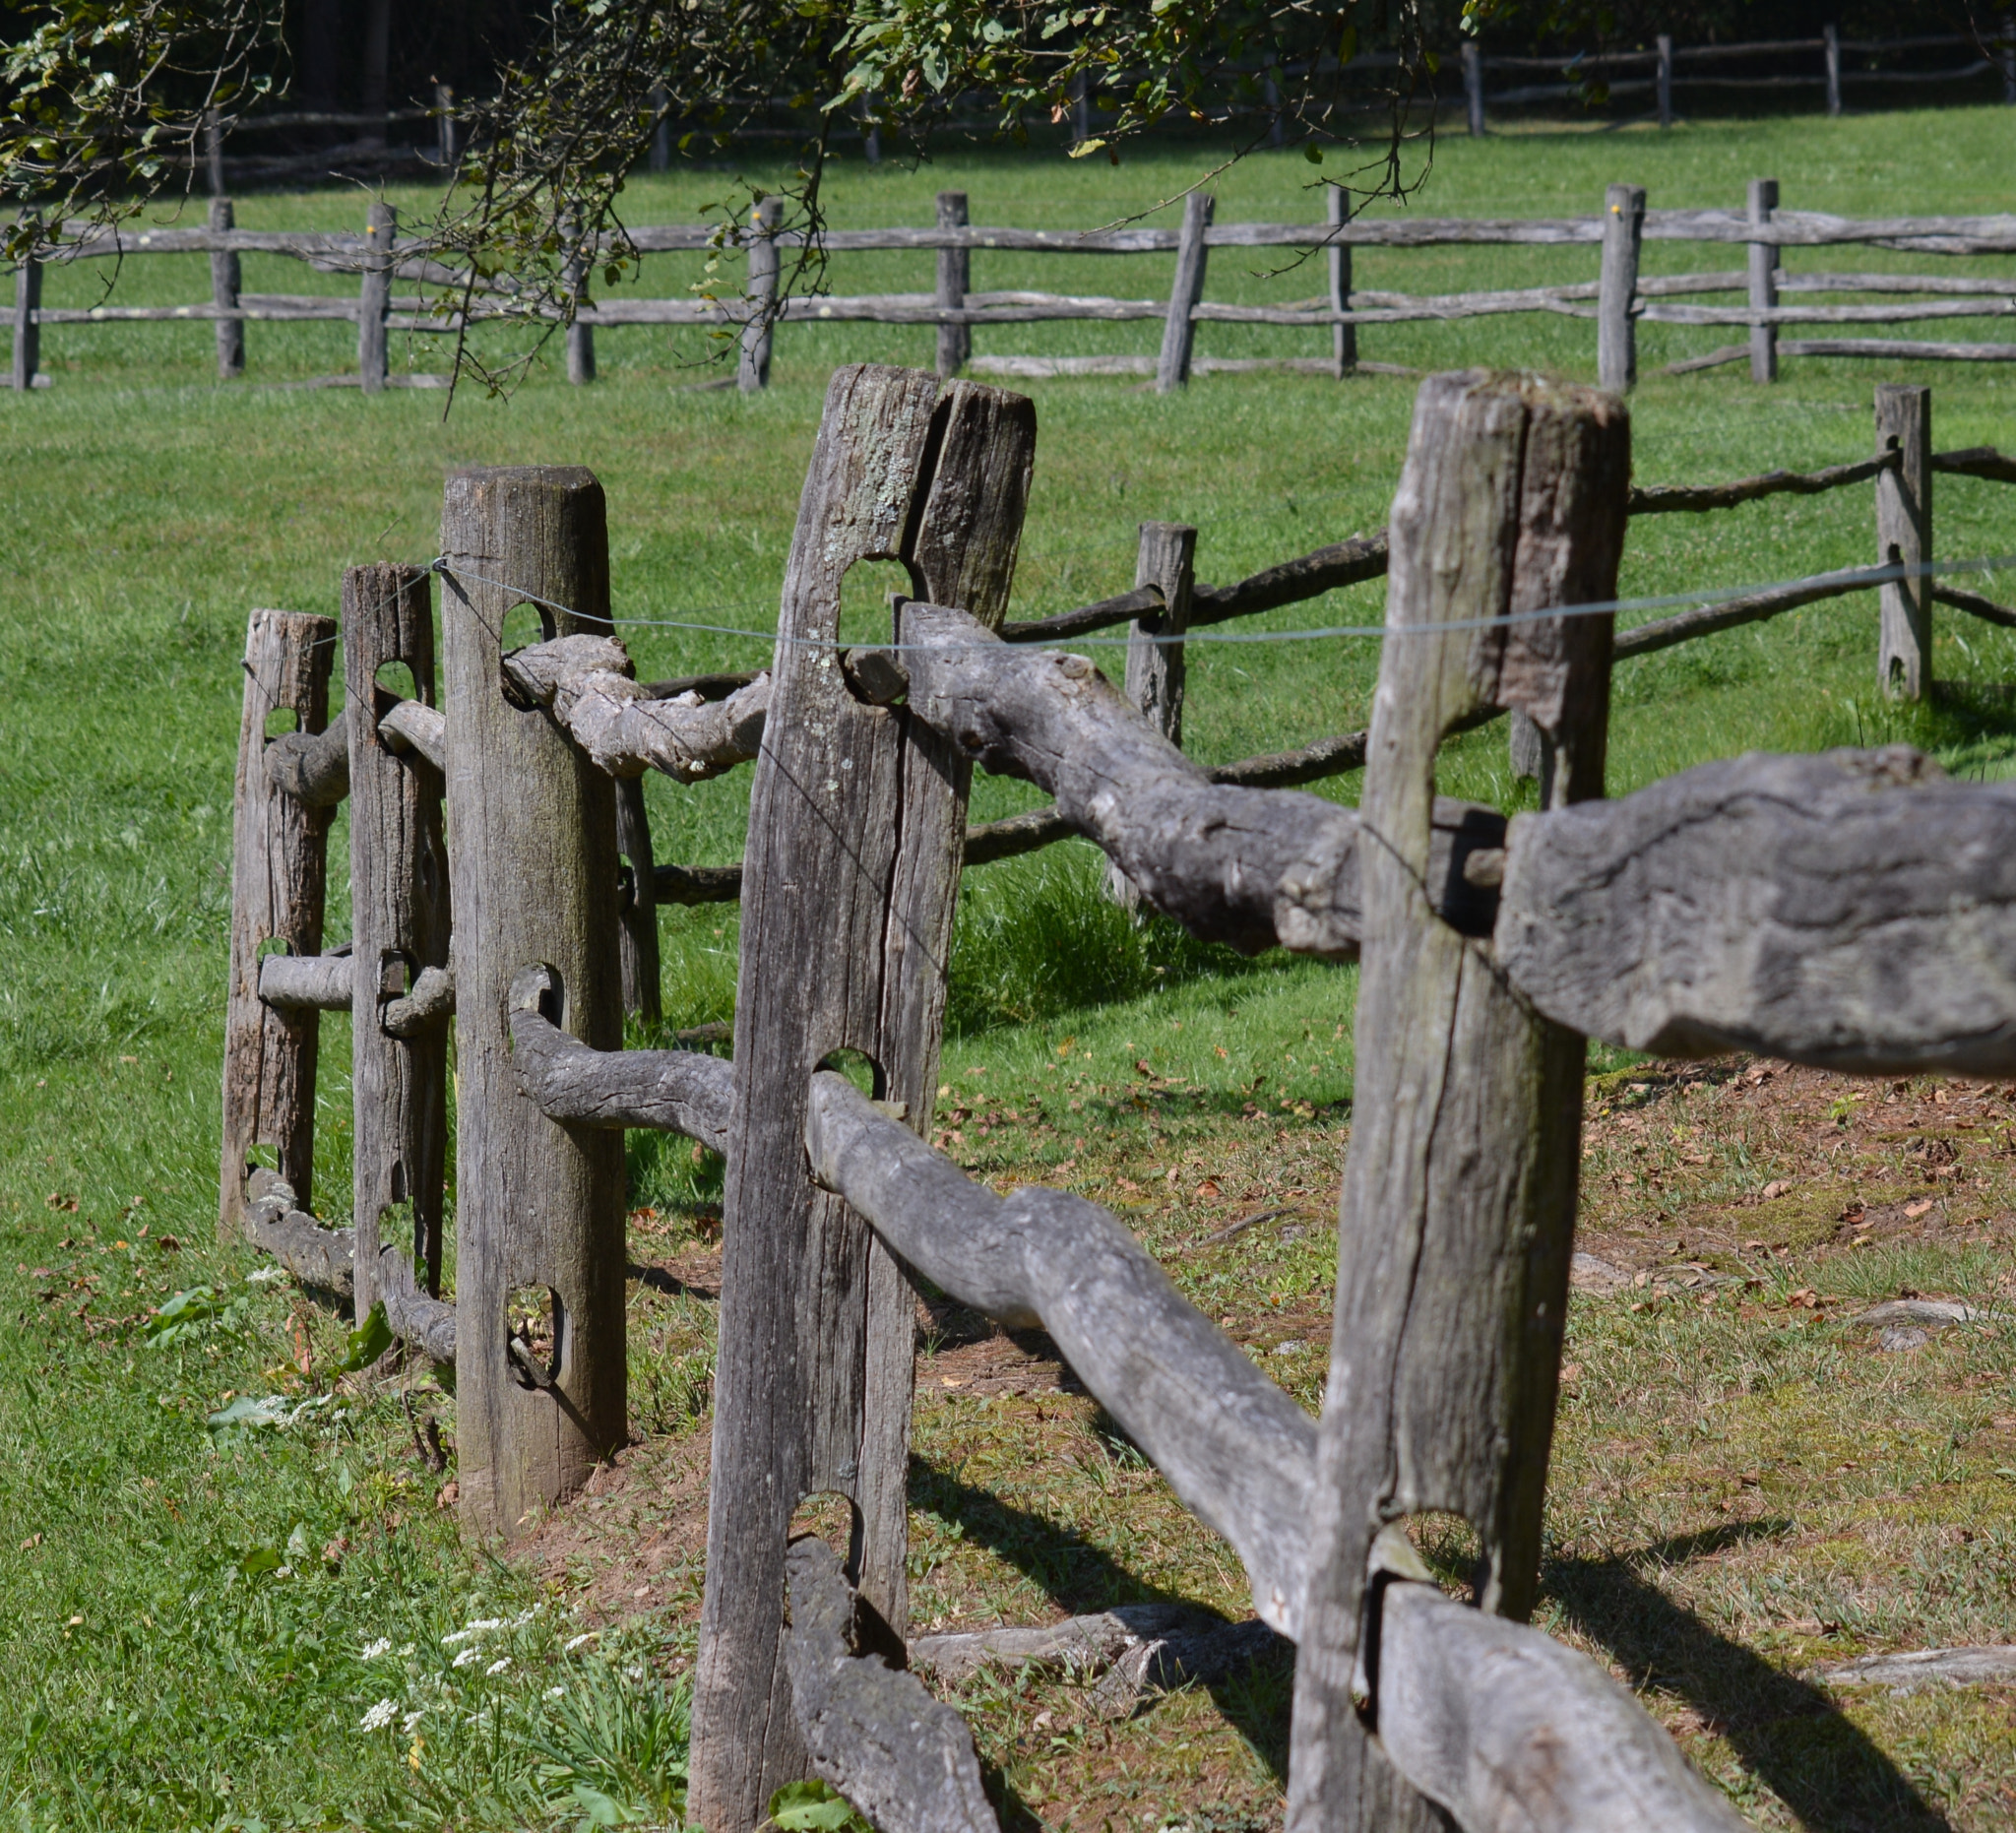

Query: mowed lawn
[[2, 103, 2016, 1830]]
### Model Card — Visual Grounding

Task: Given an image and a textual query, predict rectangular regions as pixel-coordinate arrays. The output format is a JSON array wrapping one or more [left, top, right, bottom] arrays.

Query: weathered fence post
[[564, 213, 596, 386], [1327, 184, 1355, 377], [1156, 191, 1214, 395], [435, 85, 458, 168], [1748, 177, 1779, 384], [935, 190, 971, 379], [649, 84, 669, 171], [615, 777, 662, 1023], [1285, 369, 1630, 1833], [738, 197, 782, 393], [1657, 34, 1674, 127], [1876, 382, 1933, 700], [1597, 181, 1644, 393], [204, 108, 225, 198], [1263, 68, 1287, 149], [358, 200, 393, 394], [210, 196, 245, 380], [440, 467, 627, 1538], [220, 609, 339, 1237], [344, 564, 451, 1316], [690, 365, 1036, 1833], [1106, 522, 1196, 909], [2003, 16, 2016, 105], [1461, 40, 1486, 136], [1825, 23, 1844, 116], [10, 235, 39, 393]]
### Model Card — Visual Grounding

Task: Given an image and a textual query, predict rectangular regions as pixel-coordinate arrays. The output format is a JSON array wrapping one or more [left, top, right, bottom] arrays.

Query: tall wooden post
[[1876, 383, 1932, 701], [204, 109, 225, 198], [649, 84, 669, 171], [1285, 370, 1630, 1833], [210, 196, 245, 380], [690, 367, 1036, 1833], [440, 468, 627, 1539], [436, 85, 458, 167], [2002, 16, 2015, 105], [1156, 191, 1213, 395], [1462, 40, 1486, 137], [1747, 178, 1779, 384], [358, 200, 393, 394], [615, 777, 662, 1023], [1824, 24, 1843, 116], [1657, 34, 1674, 127], [344, 564, 450, 1316], [1106, 523, 1196, 909], [934, 191, 971, 378], [11, 216, 40, 394], [738, 197, 782, 393], [1597, 182, 1644, 393], [563, 211, 596, 386], [1328, 184, 1355, 377], [220, 610, 338, 1236]]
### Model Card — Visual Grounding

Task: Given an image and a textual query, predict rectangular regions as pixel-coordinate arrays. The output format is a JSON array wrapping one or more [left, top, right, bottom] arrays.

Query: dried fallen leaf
[[1761, 1179, 1793, 1201], [1905, 1199, 1934, 1219], [1194, 1179, 1222, 1201]]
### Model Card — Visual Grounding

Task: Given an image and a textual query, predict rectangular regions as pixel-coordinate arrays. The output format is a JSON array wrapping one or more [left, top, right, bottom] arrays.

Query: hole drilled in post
[[264, 707, 300, 739], [790, 1489, 866, 1588], [837, 557, 915, 654], [506, 1285, 563, 1390], [374, 658, 420, 703], [1403, 1510, 1485, 1603], [500, 600, 554, 655], [817, 1046, 885, 1103]]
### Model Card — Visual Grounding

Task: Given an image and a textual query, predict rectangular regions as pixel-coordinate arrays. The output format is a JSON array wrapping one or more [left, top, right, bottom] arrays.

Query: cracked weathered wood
[[1496, 744, 2016, 1075], [258, 952, 353, 1009], [867, 602, 1502, 956], [1612, 561, 1888, 660], [785, 1538, 999, 1833], [379, 696, 445, 768], [508, 965, 732, 1149], [1107, 522, 1194, 909], [383, 965, 454, 1037], [1876, 383, 1932, 700], [1627, 451, 1893, 515], [1288, 369, 1628, 1833], [344, 563, 452, 1316], [220, 609, 336, 1236], [692, 366, 1036, 1833], [264, 710, 351, 804], [441, 467, 626, 1543]]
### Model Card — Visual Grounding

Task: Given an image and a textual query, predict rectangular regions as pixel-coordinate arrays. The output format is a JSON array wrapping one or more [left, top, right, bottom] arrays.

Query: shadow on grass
[[911, 1457, 1294, 1789], [1547, 1522, 1952, 1832]]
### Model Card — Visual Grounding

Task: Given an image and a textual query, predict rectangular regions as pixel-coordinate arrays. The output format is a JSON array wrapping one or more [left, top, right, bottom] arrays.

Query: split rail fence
[[13, 183, 2016, 397], [220, 364, 2014, 1833]]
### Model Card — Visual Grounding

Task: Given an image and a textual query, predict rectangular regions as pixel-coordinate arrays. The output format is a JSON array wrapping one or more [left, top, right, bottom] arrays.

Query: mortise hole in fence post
[[1106, 522, 1195, 911], [441, 466, 626, 1541], [1156, 192, 1214, 396], [1748, 177, 1780, 384], [739, 197, 783, 393], [210, 196, 244, 380], [1327, 184, 1355, 377], [220, 608, 339, 1237], [935, 190, 971, 380], [345, 562, 450, 1316], [358, 199, 393, 395], [1876, 382, 1933, 700], [1597, 181, 1645, 394]]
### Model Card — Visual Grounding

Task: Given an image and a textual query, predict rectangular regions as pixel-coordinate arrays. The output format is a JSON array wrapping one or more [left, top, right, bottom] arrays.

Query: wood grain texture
[[1156, 192, 1213, 394], [1287, 369, 1628, 1833], [257, 952, 353, 1009], [383, 966, 455, 1037], [508, 968, 732, 1148], [692, 367, 1035, 1833], [344, 563, 451, 1316], [440, 468, 626, 1543], [1876, 384, 1932, 700], [785, 1537, 999, 1833], [220, 608, 337, 1236], [264, 708, 351, 804], [379, 696, 445, 767]]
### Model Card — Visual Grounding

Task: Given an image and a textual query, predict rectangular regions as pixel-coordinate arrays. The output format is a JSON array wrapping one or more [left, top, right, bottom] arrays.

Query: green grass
[[4, 103, 2016, 1829]]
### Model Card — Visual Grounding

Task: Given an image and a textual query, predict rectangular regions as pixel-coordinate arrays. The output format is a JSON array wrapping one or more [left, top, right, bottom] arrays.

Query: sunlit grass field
[[3, 103, 2015, 1829]]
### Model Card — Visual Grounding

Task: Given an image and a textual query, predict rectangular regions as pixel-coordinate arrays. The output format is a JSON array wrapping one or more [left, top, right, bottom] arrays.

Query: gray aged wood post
[[2003, 17, 2016, 105], [204, 108, 225, 198], [1156, 191, 1214, 395], [1328, 184, 1355, 376], [1461, 40, 1485, 137], [935, 190, 971, 378], [358, 200, 393, 394], [440, 468, 627, 1539], [564, 213, 596, 386], [1105, 522, 1196, 909], [344, 564, 450, 1315], [615, 777, 662, 1022], [11, 228, 39, 394], [1876, 383, 1933, 701], [738, 197, 782, 393], [436, 85, 458, 168], [690, 365, 1036, 1833], [649, 84, 669, 171], [1824, 24, 1843, 116], [1285, 369, 1630, 1833], [210, 196, 245, 380], [220, 609, 338, 1238], [1657, 34, 1673, 126], [1597, 182, 1644, 394], [1747, 177, 1779, 384]]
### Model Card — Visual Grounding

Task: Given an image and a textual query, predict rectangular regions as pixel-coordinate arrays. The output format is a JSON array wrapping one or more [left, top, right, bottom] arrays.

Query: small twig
[[1194, 1206, 1298, 1250]]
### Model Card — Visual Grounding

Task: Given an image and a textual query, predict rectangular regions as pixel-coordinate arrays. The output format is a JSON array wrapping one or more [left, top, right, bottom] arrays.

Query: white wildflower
[[623, 1664, 645, 1683], [485, 1657, 511, 1676], [397, 1644, 414, 1657], [359, 1638, 393, 1661], [402, 1708, 426, 1736], [358, 1699, 398, 1733], [563, 1632, 598, 1654], [452, 1647, 480, 1669], [245, 1267, 286, 1285], [545, 1686, 566, 1700], [442, 1617, 506, 1648]]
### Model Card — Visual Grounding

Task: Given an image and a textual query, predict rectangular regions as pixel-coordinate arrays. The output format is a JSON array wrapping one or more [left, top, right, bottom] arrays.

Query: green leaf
[[769, 1780, 868, 1831], [1067, 137, 1105, 158], [336, 1301, 393, 1372], [238, 1544, 282, 1576]]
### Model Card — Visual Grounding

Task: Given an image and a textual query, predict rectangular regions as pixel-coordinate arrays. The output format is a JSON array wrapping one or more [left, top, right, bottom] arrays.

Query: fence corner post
[[1462, 40, 1486, 137], [210, 195, 245, 380], [220, 609, 338, 1238], [1105, 522, 1196, 910], [1825, 23, 1844, 116], [10, 230, 40, 394], [615, 776, 662, 1023], [1327, 184, 1355, 377], [934, 191, 971, 379], [1876, 382, 1933, 701], [1747, 177, 1779, 384], [1156, 191, 1213, 395], [440, 466, 627, 1540], [358, 199, 393, 394], [1597, 181, 1645, 393], [1656, 34, 1674, 127], [738, 197, 782, 393]]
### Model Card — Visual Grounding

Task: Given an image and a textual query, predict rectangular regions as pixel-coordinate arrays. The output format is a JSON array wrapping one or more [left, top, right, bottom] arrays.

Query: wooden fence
[[13, 184, 2016, 396], [219, 365, 2015, 1832]]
